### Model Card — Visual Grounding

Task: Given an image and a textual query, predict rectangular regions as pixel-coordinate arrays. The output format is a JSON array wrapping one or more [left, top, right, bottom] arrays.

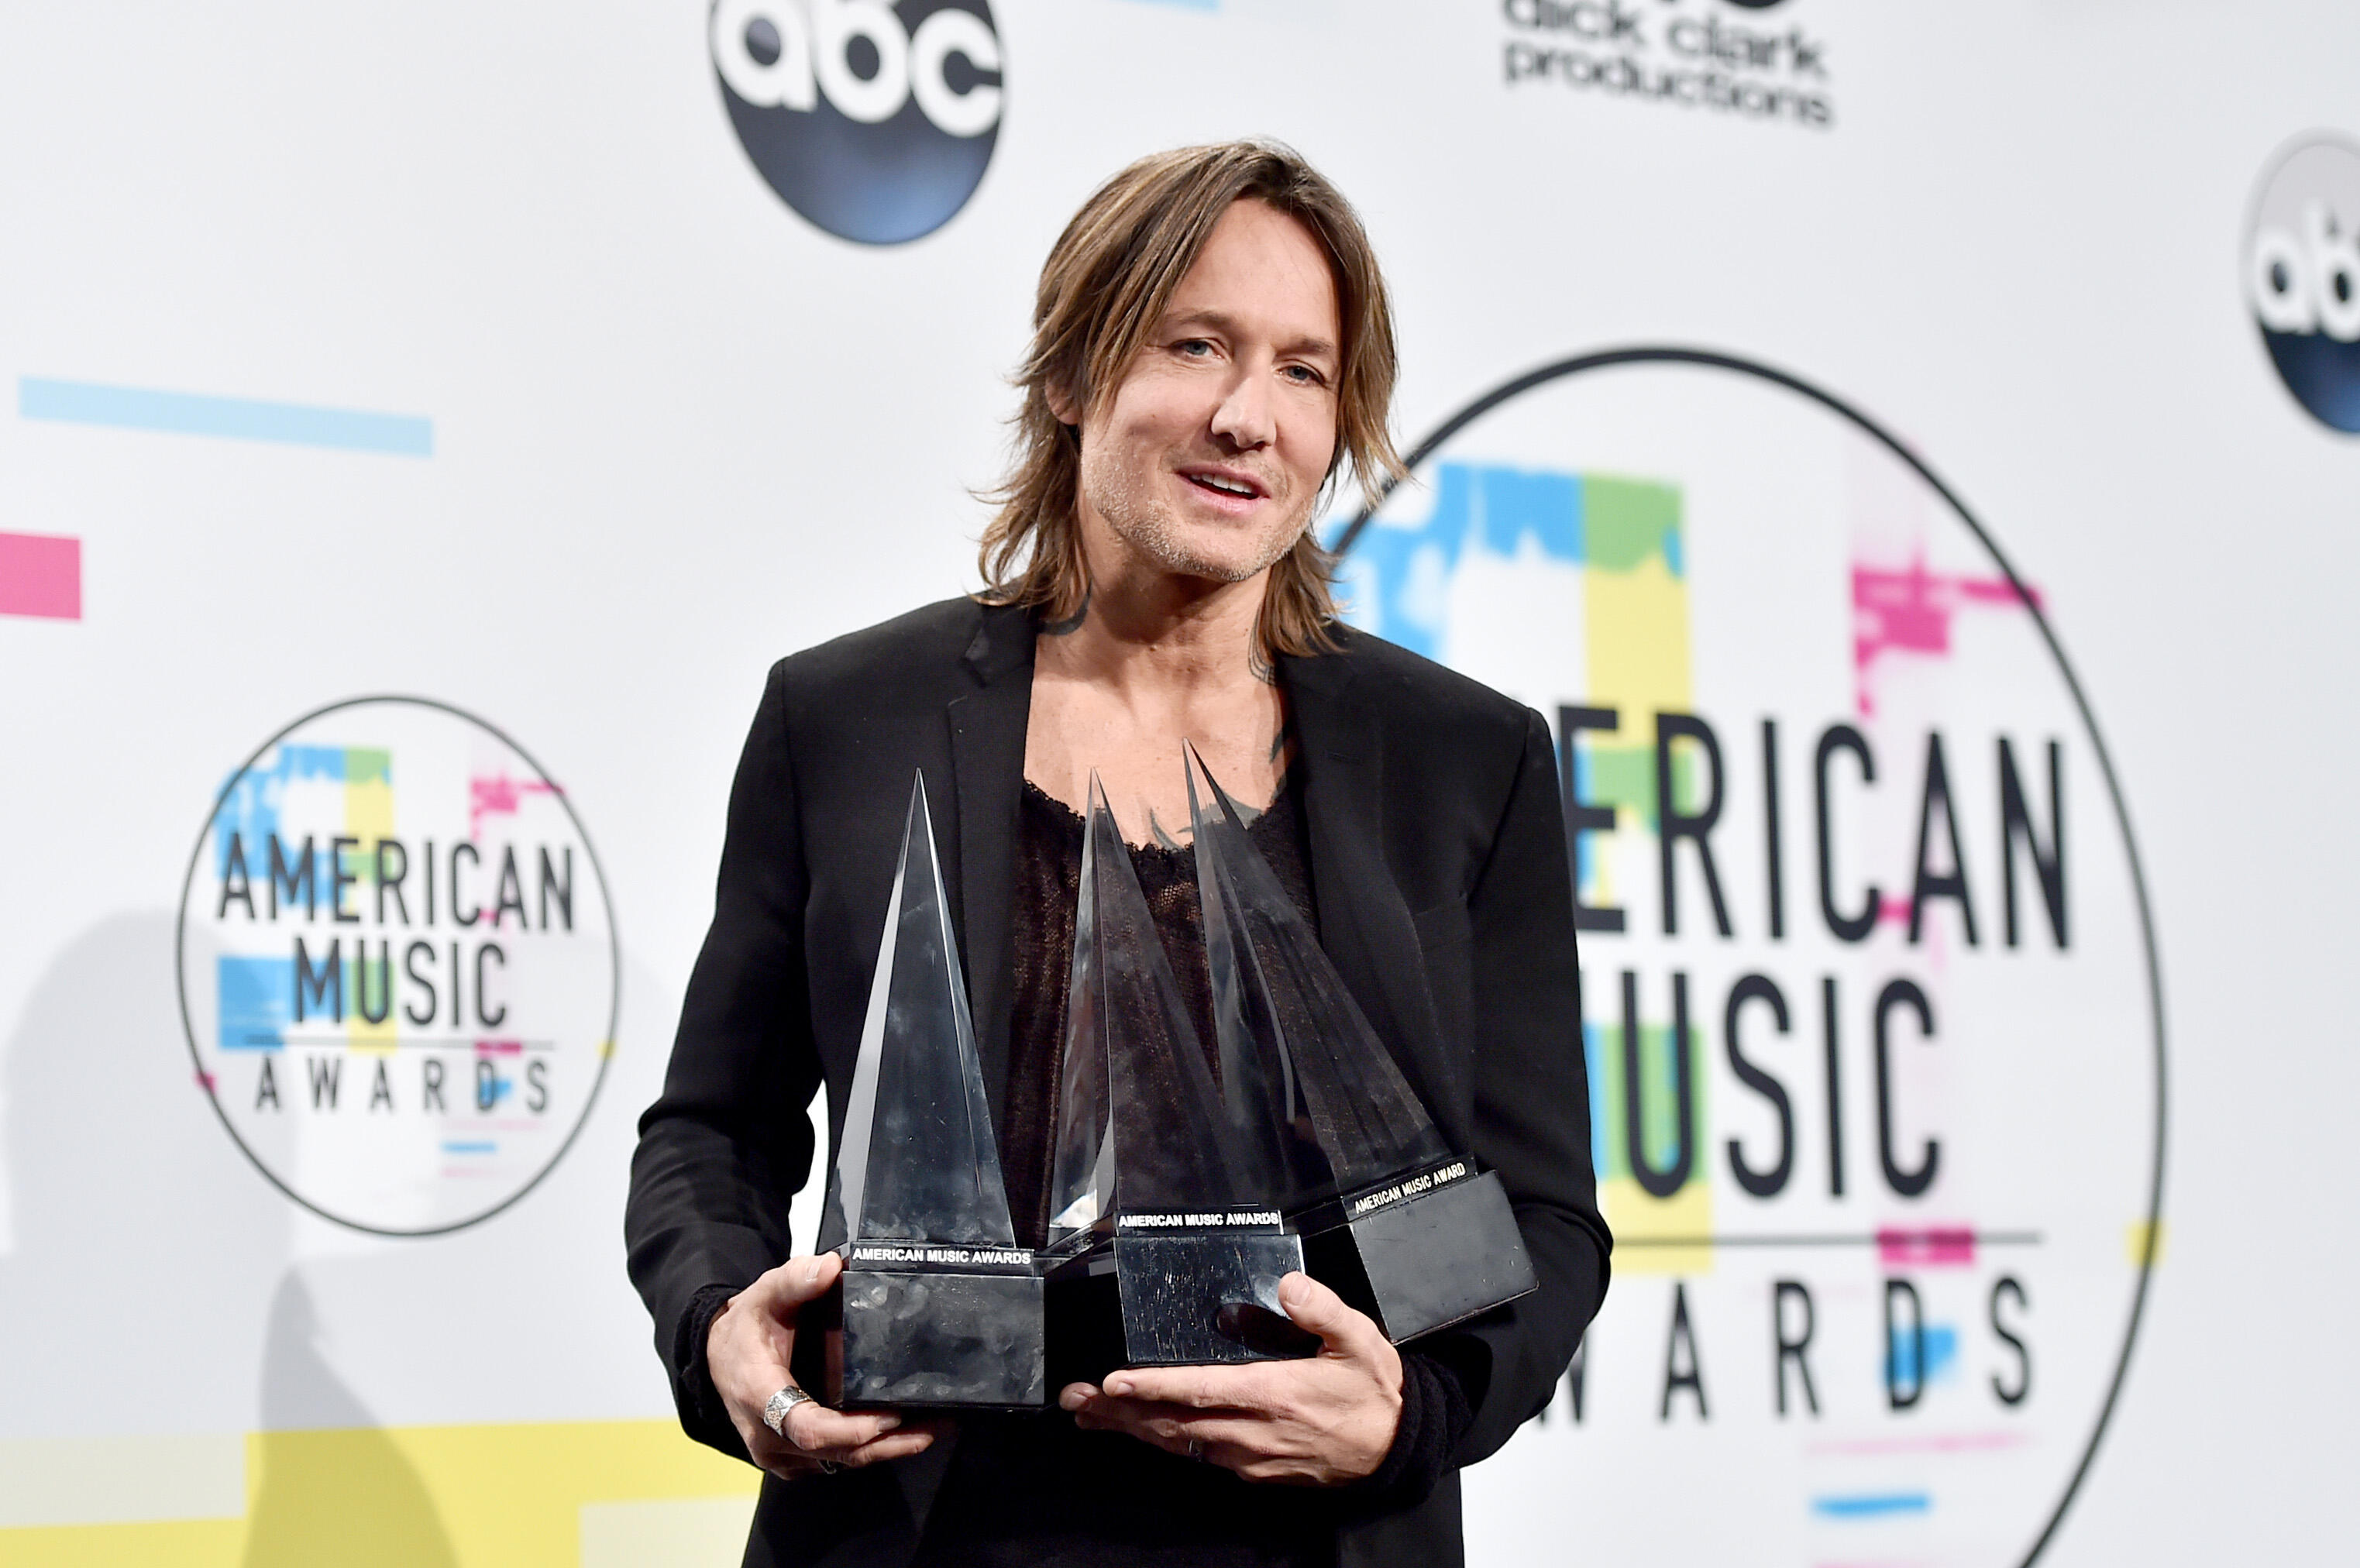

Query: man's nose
[[1208, 364, 1276, 451]]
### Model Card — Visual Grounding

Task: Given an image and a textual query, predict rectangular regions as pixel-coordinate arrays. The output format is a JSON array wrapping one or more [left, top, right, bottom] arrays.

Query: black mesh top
[[997, 779, 1319, 1250], [910, 777, 1465, 1566], [913, 777, 1333, 1566]]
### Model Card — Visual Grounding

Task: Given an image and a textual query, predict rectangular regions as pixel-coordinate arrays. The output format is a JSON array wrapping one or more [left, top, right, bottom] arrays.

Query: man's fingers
[[831, 1429, 939, 1468], [1102, 1365, 1261, 1412], [782, 1401, 902, 1455], [1277, 1271, 1384, 1357], [1074, 1400, 1197, 1453], [1078, 1403, 1284, 1467], [1167, 1416, 1270, 1453], [753, 1419, 941, 1478], [1068, 1393, 1171, 1432], [1187, 1419, 1305, 1475], [752, 1252, 843, 1313], [1073, 1394, 1239, 1436]]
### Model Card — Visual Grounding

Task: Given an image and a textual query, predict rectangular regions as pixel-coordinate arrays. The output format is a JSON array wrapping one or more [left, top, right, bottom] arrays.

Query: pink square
[[0, 531, 81, 621]]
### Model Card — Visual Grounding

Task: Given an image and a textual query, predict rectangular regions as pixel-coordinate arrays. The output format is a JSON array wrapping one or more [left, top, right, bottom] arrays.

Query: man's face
[[1072, 199, 1343, 589]]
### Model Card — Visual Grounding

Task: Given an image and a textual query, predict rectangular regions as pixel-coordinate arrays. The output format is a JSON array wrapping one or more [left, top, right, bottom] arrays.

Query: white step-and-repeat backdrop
[[2, 2, 2353, 1563]]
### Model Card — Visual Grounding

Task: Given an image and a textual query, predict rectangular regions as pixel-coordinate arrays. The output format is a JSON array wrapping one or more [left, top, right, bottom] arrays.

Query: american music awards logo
[[1333, 349, 2163, 1565], [2246, 133, 2360, 434], [710, 0, 1003, 244], [176, 698, 619, 1236]]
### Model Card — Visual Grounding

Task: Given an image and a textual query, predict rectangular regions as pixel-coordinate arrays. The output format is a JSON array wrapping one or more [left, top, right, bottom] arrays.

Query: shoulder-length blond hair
[[977, 141, 1406, 658]]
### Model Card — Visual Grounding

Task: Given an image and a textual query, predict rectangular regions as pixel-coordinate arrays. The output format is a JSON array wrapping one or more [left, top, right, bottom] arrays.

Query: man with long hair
[[628, 140, 1608, 1566]]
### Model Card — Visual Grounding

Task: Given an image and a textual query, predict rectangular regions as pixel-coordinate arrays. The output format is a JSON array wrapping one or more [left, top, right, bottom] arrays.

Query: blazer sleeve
[[1434, 706, 1612, 1463], [625, 663, 824, 1457]]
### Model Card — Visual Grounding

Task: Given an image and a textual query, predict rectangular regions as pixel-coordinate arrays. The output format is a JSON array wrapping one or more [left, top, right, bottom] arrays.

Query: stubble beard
[[1083, 454, 1310, 586]]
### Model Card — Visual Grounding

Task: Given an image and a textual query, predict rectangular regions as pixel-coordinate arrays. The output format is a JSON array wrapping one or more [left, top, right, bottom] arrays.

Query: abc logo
[[711, 0, 1003, 245], [2246, 136, 2360, 433]]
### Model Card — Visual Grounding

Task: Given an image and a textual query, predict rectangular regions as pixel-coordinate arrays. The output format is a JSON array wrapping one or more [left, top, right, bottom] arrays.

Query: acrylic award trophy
[[1041, 775, 1316, 1384], [1185, 743, 1537, 1344], [793, 772, 1044, 1409]]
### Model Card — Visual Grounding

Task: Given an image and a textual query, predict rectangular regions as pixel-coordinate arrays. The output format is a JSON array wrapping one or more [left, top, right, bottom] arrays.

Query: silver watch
[[762, 1383, 814, 1438]]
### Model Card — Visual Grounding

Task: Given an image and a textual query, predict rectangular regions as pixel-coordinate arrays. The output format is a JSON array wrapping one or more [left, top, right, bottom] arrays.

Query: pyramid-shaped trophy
[[1185, 743, 1536, 1343], [793, 772, 1044, 1409], [1042, 775, 1316, 1384]]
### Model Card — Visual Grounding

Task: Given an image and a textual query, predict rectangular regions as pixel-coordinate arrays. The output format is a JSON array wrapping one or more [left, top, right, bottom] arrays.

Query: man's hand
[[707, 1253, 944, 1480], [1059, 1272, 1403, 1485]]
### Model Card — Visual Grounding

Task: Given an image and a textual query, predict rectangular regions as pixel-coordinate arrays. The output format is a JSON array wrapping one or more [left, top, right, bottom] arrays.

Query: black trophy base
[[1044, 1229, 1316, 1386], [794, 1265, 1044, 1411], [1302, 1167, 1537, 1344]]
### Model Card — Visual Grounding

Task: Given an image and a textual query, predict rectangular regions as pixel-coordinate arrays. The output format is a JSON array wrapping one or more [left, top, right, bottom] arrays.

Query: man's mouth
[[1181, 469, 1266, 501]]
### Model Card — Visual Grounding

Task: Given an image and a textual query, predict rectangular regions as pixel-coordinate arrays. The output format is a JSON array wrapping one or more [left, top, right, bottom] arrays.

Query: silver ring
[[1185, 1437, 1203, 1462], [762, 1384, 814, 1439]]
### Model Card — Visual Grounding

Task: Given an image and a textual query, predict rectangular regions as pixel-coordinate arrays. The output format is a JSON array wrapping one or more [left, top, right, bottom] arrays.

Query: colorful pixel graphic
[[1853, 555, 2041, 717], [469, 772, 559, 838], [1343, 462, 1710, 1271], [212, 746, 398, 1056], [0, 530, 81, 620]]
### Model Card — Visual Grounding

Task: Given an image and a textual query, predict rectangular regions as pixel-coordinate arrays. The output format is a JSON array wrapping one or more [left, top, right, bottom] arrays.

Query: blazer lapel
[[1282, 641, 1470, 1150], [944, 602, 1035, 1135]]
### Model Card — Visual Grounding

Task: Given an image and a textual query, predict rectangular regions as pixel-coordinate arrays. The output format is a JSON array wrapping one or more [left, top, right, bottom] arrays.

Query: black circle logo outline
[[2241, 129, 2360, 437], [174, 694, 624, 1239], [1336, 346, 2167, 1568], [710, 0, 1003, 246]]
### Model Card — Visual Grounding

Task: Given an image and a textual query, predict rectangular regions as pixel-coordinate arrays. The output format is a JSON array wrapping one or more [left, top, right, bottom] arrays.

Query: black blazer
[[626, 597, 1610, 1568]]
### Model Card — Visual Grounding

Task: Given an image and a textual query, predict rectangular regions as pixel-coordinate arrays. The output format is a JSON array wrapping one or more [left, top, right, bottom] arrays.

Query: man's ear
[[1044, 377, 1082, 429]]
